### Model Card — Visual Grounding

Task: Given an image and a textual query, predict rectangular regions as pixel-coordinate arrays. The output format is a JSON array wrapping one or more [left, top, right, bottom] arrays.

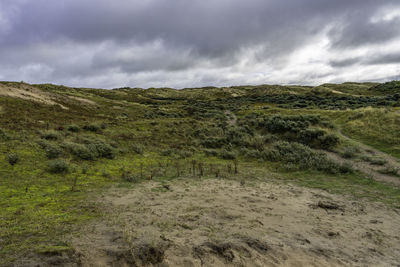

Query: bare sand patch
[[0, 84, 68, 109], [72, 179, 400, 266]]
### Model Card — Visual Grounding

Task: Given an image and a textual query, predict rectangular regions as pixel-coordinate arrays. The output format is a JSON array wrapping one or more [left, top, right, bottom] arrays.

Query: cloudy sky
[[1, 0, 400, 89]]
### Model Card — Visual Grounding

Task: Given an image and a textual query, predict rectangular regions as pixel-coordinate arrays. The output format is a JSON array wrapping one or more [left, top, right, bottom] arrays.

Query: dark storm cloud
[[329, 58, 361, 68], [328, 9, 400, 49], [366, 52, 400, 65], [329, 52, 400, 68], [0, 0, 400, 88]]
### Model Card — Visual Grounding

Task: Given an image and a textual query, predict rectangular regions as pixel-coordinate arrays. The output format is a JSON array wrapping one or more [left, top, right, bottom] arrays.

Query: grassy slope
[[1, 81, 400, 264]]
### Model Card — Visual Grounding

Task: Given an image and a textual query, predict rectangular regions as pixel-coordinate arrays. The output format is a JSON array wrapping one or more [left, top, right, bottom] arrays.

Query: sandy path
[[322, 130, 400, 187], [72, 178, 400, 267], [337, 130, 399, 165]]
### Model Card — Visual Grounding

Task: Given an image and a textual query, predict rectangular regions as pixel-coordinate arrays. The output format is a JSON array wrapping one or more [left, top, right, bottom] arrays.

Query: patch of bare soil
[[0, 84, 98, 109], [71, 179, 400, 266], [0, 84, 69, 109], [67, 95, 97, 106]]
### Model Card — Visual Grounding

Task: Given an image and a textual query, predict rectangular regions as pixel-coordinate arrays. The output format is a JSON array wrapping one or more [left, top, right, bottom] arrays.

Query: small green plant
[[378, 166, 399, 176], [340, 147, 360, 159], [6, 153, 19, 165], [361, 156, 387, 166], [121, 170, 141, 183], [81, 165, 89, 174], [48, 159, 69, 173], [67, 124, 80, 132]]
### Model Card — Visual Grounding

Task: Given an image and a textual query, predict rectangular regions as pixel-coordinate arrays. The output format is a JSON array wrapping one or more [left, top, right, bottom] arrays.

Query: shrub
[[176, 149, 193, 159], [244, 135, 266, 151], [340, 147, 359, 159], [299, 128, 325, 146], [133, 144, 145, 155], [67, 124, 80, 132], [220, 149, 237, 160], [201, 137, 226, 149], [83, 123, 101, 132], [268, 141, 352, 174], [363, 157, 387, 166], [160, 149, 173, 156], [203, 149, 219, 157], [62, 142, 95, 160], [6, 153, 19, 165], [121, 171, 141, 183], [378, 166, 399, 176], [44, 144, 63, 159], [62, 136, 115, 160], [37, 140, 63, 159], [40, 130, 61, 140], [88, 142, 114, 159], [76, 136, 115, 159], [318, 134, 340, 149], [0, 128, 9, 141], [336, 162, 354, 174], [48, 159, 69, 173]]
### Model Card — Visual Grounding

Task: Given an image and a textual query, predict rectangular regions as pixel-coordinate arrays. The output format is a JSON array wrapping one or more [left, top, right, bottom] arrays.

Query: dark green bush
[[40, 130, 61, 140], [6, 153, 19, 165], [176, 149, 193, 159], [0, 128, 10, 141], [133, 144, 144, 155], [318, 133, 340, 149], [203, 149, 219, 157], [267, 141, 352, 174], [160, 149, 173, 156], [100, 122, 107, 129], [83, 123, 101, 132], [62, 136, 115, 160], [48, 159, 69, 173], [44, 143, 63, 159], [340, 147, 360, 159], [62, 142, 95, 160], [88, 142, 114, 159], [67, 124, 80, 132], [243, 135, 266, 151], [220, 149, 237, 160], [201, 137, 226, 149]]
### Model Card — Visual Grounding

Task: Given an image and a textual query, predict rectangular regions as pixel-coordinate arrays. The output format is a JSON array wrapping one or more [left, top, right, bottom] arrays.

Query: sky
[[1, 0, 400, 89]]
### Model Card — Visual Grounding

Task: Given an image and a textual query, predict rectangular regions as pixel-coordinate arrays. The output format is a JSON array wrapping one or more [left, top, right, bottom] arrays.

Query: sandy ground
[[0, 84, 69, 109], [0, 83, 97, 109], [68, 178, 400, 267]]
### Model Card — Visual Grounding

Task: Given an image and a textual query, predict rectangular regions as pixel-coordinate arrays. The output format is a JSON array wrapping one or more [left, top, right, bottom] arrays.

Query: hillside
[[1, 81, 400, 266]]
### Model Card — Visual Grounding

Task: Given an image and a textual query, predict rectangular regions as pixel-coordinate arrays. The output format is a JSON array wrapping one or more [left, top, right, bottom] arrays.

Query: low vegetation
[[1, 80, 399, 265]]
